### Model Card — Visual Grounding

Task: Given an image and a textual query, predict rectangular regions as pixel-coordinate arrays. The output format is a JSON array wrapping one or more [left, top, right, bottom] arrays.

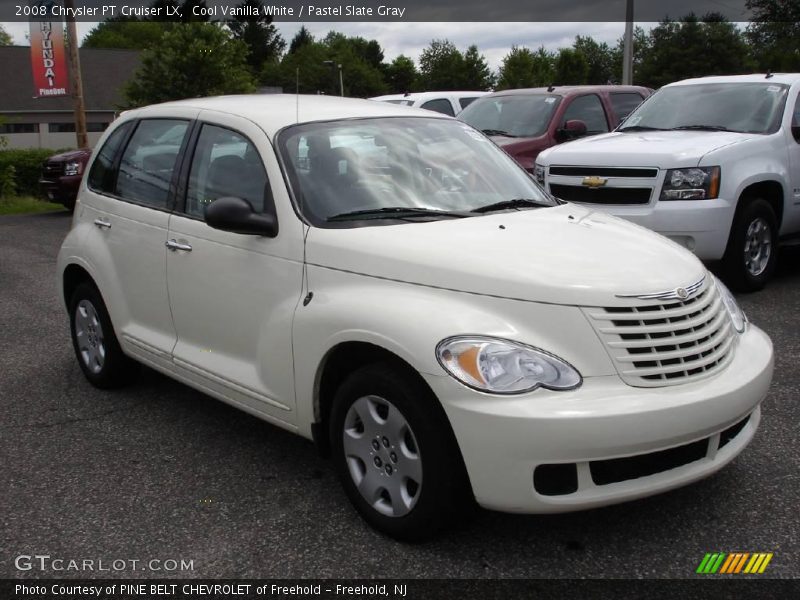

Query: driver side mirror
[[559, 119, 588, 141], [205, 197, 278, 237]]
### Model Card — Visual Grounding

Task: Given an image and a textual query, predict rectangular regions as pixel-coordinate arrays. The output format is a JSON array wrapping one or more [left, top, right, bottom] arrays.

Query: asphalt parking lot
[[1, 210, 798, 579]]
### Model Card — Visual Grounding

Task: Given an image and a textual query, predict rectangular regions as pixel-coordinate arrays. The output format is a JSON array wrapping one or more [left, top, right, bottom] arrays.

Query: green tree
[[573, 36, 616, 84], [83, 20, 172, 49], [0, 24, 12, 46], [418, 39, 467, 90], [637, 14, 751, 88], [288, 25, 314, 54], [276, 40, 329, 93], [226, 0, 286, 73], [462, 45, 495, 90], [554, 48, 588, 84], [745, 0, 800, 71], [496, 45, 555, 90], [124, 22, 255, 107], [385, 55, 418, 93]]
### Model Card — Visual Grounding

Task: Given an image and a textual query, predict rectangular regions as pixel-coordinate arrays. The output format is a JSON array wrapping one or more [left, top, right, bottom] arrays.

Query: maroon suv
[[458, 85, 652, 171], [39, 148, 92, 211]]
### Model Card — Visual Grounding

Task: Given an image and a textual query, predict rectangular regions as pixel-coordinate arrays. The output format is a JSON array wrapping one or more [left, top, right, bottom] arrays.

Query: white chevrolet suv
[[535, 74, 800, 291], [57, 95, 773, 540]]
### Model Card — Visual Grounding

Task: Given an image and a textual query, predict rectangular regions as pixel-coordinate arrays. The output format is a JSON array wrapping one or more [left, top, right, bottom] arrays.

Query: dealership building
[[0, 46, 140, 149]]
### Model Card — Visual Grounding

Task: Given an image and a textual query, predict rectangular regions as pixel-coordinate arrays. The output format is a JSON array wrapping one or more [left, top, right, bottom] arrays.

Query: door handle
[[165, 239, 192, 252], [93, 218, 111, 229]]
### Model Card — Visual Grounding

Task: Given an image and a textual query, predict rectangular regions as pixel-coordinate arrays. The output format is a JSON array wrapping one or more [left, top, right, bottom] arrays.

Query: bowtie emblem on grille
[[582, 176, 607, 188]]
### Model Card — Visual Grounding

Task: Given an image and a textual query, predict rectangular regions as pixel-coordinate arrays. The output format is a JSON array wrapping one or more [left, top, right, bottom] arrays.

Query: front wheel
[[722, 198, 778, 292], [330, 363, 471, 541]]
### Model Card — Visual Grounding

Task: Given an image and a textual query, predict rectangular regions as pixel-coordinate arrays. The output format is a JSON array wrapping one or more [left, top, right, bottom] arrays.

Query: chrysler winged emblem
[[616, 277, 705, 301]]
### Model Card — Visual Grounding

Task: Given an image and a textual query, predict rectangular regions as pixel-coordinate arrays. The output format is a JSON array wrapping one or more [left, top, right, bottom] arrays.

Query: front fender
[[292, 265, 615, 436]]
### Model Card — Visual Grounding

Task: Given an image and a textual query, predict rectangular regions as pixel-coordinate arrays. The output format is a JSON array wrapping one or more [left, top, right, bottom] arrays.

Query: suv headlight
[[660, 166, 720, 200], [64, 161, 83, 176], [436, 336, 581, 394], [533, 163, 545, 185], [714, 276, 746, 333]]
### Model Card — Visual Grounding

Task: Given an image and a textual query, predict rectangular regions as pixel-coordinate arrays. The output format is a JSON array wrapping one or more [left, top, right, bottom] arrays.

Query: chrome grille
[[584, 281, 736, 387]]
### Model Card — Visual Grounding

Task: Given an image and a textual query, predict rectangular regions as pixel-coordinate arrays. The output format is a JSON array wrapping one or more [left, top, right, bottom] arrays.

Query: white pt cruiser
[[57, 96, 774, 540]]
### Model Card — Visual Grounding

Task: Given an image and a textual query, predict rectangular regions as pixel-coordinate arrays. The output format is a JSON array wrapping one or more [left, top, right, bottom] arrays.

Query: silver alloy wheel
[[342, 395, 422, 517], [74, 299, 106, 374], [743, 217, 772, 277]]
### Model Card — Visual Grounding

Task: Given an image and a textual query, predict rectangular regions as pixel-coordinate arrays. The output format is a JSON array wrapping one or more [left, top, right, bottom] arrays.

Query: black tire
[[330, 362, 471, 541], [721, 198, 778, 292], [69, 282, 138, 388]]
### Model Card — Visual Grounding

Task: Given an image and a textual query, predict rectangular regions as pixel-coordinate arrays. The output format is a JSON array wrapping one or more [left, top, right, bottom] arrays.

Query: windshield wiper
[[669, 125, 732, 132], [481, 128, 519, 137], [618, 125, 668, 132], [471, 198, 549, 213], [327, 207, 472, 222]]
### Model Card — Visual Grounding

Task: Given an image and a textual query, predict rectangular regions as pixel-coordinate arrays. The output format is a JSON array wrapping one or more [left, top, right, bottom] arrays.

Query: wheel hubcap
[[743, 217, 772, 277], [75, 299, 106, 374], [342, 395, 422, 517]]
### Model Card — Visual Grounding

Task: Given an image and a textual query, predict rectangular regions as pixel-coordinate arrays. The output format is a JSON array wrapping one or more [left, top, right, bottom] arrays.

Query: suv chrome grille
[[583, 281, 736, 387], [42, 161, 65, 178]]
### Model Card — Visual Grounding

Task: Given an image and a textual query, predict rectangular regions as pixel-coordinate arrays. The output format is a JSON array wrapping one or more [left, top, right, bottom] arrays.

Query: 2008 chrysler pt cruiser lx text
[[57, 96, 773, 540]]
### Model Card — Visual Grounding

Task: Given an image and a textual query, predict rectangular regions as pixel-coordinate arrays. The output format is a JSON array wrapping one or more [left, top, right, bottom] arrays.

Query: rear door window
[[115, 119, 189, 209], [87, 121, 133, 194], [420, 99, 456, 116]]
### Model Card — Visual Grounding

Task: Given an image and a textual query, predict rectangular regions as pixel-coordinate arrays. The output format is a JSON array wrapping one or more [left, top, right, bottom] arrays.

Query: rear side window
[[793, 95, 800, 143], [563, 94, 609, 134], [185, 124, 269, 219], [87, 121, 133, 194], [421, 99, 455, 116], [115, 119, 189, 209], [610, 92, 645, 121]]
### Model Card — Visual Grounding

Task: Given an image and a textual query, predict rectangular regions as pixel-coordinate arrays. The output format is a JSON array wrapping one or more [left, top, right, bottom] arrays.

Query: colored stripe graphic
[[700, 552, 773, 574]]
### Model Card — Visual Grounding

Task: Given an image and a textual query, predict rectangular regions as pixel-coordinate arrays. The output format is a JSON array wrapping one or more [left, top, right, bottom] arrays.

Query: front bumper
[[39, 175, 81, 205], [595, 197, 736, 260], [424, 324, 772, 513]]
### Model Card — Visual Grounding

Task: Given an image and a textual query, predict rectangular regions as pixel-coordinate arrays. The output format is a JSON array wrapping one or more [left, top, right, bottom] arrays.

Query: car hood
[[539, 130, 758, 166], [305, 203, 705, 307], [47, 148, 91, 163]]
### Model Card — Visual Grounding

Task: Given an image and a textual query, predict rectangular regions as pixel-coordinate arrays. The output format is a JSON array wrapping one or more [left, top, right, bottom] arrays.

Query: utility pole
[[622, 0, 634, 85], [323, 60, 344, 97], [64, 0, 88, 148]]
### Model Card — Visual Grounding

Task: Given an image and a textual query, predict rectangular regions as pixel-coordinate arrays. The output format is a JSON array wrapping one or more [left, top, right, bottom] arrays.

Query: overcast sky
[[1, 21, 641, 70]]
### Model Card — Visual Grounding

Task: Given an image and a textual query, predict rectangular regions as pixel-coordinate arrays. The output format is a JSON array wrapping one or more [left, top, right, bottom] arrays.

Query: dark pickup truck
[[39, 148, 92, 211]]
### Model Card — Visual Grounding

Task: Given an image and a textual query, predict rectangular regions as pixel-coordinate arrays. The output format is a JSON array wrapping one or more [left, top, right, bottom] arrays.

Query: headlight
[[436, 336, 582, 394], [660, 166, 720, 200], [533, 163, 545, 185], [714, 276, 746, 333], [64, 161, 83, 176]]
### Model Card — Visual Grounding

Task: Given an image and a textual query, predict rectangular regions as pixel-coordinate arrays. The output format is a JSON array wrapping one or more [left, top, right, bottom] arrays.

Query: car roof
[[664, 73, 800, 87], [485, 85, 651, 98], [125, 94, 452, 138], [370, 91, 489, 101]]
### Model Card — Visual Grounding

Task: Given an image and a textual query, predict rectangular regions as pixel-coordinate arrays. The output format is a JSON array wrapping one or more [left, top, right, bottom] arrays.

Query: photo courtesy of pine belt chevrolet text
[[57, 95, 774, 540]]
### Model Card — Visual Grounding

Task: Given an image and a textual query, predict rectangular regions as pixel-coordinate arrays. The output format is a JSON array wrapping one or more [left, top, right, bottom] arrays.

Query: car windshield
[[618, 82, 789, 134], [458, 94, 561, 138], [277, 117, 555, 226]]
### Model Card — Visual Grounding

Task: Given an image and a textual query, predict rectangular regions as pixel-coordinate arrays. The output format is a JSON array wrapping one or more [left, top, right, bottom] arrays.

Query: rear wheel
[[69, 282, 138, 388], [330, 363, 471, 541], [722, 198, 778, 291]]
